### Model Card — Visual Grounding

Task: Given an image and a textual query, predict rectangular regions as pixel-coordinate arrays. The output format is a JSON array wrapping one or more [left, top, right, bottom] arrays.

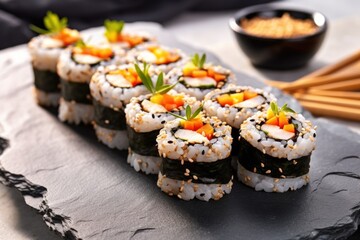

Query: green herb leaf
[[190, 105, 203, 119], [135, 63, 154, 93], [75, 39, 86, 48], [191, 53, 206, 69], [30, 11, 68, 34], [192, 54, 199, 67], [156, 82, 177, 95], [168, 112, 187, 121], [281, 104, 296, 113], [270, 102, 278, 115], [155, 72, 164, 89], [169, 105, 203, 121], [104, 19, 124, 33], [199, 54, 206, 69], [185, 105, 191, 119], [135, 63, 178, 95]]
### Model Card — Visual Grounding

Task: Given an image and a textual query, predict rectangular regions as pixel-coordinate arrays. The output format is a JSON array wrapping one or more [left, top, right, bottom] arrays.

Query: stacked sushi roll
[[125, 64, 199, 174], [57, 40, 116, 124], [203, 85, 276, 156], [90, 63, 152, 149], [28, 12, 80, 106], [167, 53, 236, 100], [104, 19, 155, 52], [157, 106, 233, 201], [126, 43, 187, 73], [237, 102, 316, 192]]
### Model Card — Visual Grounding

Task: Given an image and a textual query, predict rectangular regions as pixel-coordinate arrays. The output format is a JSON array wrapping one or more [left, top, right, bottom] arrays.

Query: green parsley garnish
[[134, 63, 176, 95], [169, 105, 203, 121], [30, 11, 67, 34], [270, 102, 296, 116], [104, 19, 124, 41], [192, 53, 206, 69]]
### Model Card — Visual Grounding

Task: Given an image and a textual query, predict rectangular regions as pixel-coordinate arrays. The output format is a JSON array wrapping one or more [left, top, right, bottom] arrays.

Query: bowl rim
[[229, 4, 328, 41]]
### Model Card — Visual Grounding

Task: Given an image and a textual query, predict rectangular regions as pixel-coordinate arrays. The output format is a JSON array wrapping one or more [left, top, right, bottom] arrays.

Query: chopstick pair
[[265, 50, 360, 121]]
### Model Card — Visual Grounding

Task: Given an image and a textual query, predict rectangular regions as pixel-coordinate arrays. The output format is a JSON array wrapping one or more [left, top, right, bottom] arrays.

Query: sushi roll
[[28, 11, 80, 106], [125, 43, 187, 74], [125, 64, 199, 174], [90, 63, 152, 149], [237, 102, 316, 193], [57, 40, 116, 124], [157, 106, 233, 201], [104, 19, 155, 52], [203, 85, 276, 156], [167, 53, 236, 100]]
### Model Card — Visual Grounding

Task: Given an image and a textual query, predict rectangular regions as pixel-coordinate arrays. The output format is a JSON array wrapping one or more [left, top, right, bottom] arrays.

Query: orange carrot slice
[[278, 112, 289, 128], [217, 94, 233, 107], [266, 116, 279, 125], [283, 124, 295, 133], [192, 70, 208, 78], [244, 91, 258, 100], [196, 123, 214, 140], [214, 73, 226, 81]]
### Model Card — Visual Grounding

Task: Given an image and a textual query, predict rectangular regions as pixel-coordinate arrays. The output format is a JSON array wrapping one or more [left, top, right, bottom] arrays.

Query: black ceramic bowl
[[229, 5, 328, 70]]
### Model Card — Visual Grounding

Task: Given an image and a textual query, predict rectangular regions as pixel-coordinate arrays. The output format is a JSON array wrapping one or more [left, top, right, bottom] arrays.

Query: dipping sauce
[[240, 13, 318, 38]]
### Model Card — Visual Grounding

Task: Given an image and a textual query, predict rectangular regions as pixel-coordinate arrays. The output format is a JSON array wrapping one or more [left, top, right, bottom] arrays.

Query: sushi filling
[[93, 100, 126, 130], [238, 137, 311, 178], [61, 80, 91, 104], [33, 68, 60, 93], [160, 157, 232, 184]]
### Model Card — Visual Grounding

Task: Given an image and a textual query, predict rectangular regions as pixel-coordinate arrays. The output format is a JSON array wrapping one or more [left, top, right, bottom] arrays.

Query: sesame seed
[[278, 168, 283, 173], [293, 160, 298, 165], [280, 175, 286, 179], [184, 172, 189, 176], [181, 159, 184, 165], [185, 169, 190, 173], [260, 163, 265, 168], [274, 179, 279, 183], [152, 114, 155, 119], [193, 175, 198, 180], [265, 170, 271, 174], [253, 167, 257, 173]]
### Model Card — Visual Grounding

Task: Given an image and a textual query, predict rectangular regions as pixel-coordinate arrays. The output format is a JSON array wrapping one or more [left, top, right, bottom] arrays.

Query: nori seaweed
[[238, 137, 311, 178], [127, 125, 160, 156], [160, 157, 232, 184], [33, 68, 60, 93], [231, 127, 240, 156], [93, 100, 126, 130], [61, 79, 91, 104]]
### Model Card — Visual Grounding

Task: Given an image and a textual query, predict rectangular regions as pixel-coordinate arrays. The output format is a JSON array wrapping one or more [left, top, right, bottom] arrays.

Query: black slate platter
[[0, 23, 360, 240]]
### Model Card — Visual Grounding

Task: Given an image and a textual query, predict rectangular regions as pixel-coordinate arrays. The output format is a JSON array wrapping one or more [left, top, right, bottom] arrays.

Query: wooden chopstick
[[300, 100, 360, 121], [306, 89, 360, 100], [297, 50, 360, 80], [294, 93, 360, 109], [280, 72, 360, 91], [311, 79, 360, 91]]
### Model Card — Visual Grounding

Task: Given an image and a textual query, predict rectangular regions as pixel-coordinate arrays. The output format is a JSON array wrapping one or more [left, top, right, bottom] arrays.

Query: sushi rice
[[157, 116, 233, 201], [28, 35, 65, 106], [57, 47, 117, 124], [125, 92, 199, 174], [238, 110, 316, 192], [90, 64, 151, 149]]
